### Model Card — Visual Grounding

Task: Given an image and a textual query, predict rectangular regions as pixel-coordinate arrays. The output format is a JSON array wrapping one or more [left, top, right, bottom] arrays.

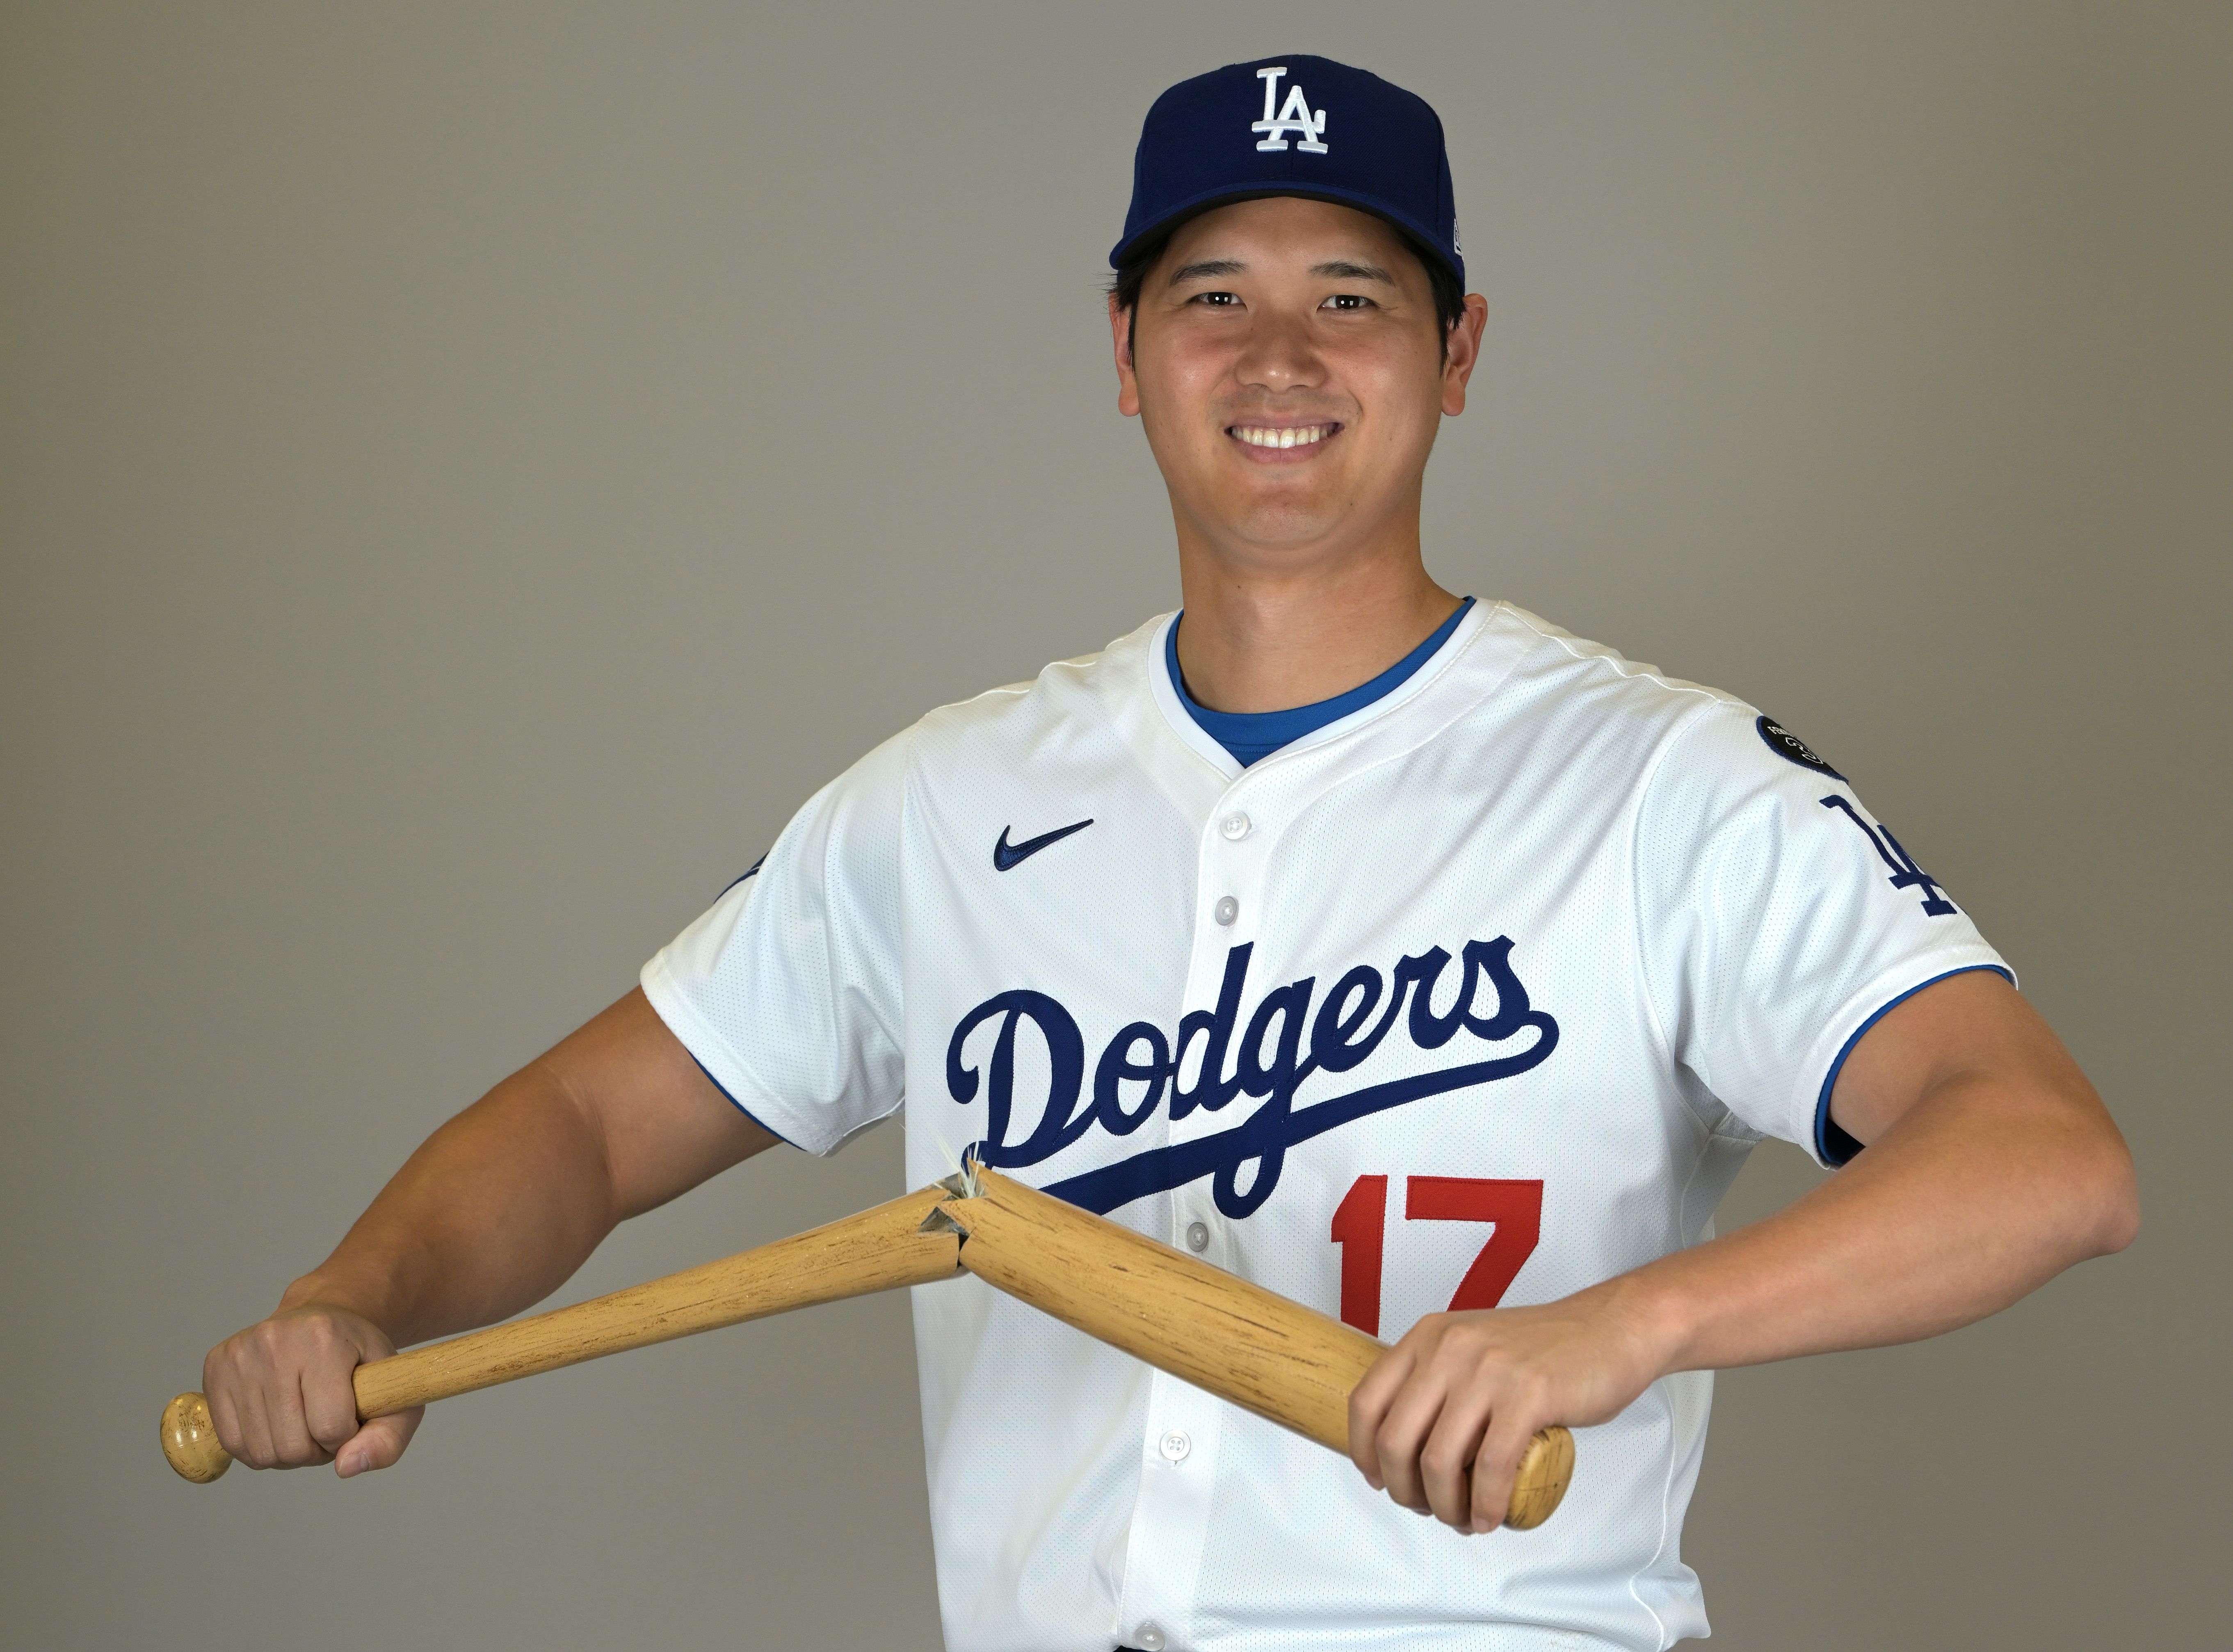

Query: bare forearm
[[1623, 1075, 2137, 1376], [276, 1061, 622, 1347], [269, 989, 772, 1350], [1351, 973, 2137, 1534], [205, 990, 769, 1476]]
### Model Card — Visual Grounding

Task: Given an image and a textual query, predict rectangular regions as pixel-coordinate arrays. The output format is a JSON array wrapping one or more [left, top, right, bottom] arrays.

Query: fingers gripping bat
[[163, 1168, 1573, 1529]]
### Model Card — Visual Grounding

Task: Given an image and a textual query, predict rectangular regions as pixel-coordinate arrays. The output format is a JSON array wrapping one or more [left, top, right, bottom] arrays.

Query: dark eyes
[[1183, 291, 1377, 312]]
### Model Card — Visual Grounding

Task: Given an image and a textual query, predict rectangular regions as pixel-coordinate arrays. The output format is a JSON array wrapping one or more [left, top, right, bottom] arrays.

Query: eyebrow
[[1165, 258, 1246, 285], [1163, 256, 1398, 286], [1311, 259, 1395, 283]]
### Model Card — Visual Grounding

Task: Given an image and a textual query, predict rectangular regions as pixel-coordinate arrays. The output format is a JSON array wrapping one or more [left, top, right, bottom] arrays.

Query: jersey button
[[1133, 1624, 1168, 1652], [1212, 895, 1239, 926], [1220, 811, 1251, 840], [1185, 1221, 1210, 1253], [1159, 1430, 1192, 1463]]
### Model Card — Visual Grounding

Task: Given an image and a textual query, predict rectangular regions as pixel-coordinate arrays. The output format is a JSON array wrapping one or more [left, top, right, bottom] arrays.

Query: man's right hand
[[202, 1303, 423, 1477], [194, 987, 776, 1479]]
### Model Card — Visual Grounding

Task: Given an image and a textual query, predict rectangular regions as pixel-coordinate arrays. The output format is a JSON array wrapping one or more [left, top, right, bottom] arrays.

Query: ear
[[1109, 292, 1142, 419], [1440, 292, 1490, 416]]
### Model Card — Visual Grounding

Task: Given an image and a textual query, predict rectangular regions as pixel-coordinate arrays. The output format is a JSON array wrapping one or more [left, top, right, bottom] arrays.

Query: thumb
[[334, 1406, 423, 1478]]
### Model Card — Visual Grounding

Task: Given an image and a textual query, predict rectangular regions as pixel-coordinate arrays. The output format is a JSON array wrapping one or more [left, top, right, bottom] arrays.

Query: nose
[[1232, 306, 1327, 396]]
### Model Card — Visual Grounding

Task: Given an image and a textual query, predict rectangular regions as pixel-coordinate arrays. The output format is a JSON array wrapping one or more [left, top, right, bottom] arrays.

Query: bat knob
[[1504, 1424, 1575, 1530], [162, 1392, 232, 1483]]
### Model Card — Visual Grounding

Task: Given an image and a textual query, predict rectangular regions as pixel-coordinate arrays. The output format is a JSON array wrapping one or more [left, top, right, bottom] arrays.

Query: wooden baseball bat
[[927, 1165, 1575, 1531], [161, 1182, 965, 1483]]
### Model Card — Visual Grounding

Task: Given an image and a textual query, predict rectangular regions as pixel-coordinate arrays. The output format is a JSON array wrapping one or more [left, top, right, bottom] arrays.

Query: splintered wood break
[[916, 1205, 970, 1238], [918, 1157, 986, 1235]]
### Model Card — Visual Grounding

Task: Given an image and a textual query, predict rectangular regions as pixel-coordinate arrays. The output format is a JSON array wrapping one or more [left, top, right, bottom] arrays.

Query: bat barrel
[[941, 1167, 1575, 1530]]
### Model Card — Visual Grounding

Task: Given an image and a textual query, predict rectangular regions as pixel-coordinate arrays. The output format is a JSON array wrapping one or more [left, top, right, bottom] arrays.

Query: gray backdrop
[[4, 4, 2225, 1647]]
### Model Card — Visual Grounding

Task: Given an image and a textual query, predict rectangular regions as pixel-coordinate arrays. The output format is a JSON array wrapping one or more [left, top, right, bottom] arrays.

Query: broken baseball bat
[[925, 1164, 1575, 1531]]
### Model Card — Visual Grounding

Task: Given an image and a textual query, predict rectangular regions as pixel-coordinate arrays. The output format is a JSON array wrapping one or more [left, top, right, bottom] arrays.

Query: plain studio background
[[3, 4, 2225, 1647]]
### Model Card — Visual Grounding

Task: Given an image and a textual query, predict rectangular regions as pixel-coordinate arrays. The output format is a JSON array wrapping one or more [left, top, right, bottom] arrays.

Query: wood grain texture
[[944, 1167, 1573, 1530], [1506, 1418, 1576, 1531], [160, 1390, 229, 1483], [352, 1182, 962, 1415], [162, 1183, 962, 1481]]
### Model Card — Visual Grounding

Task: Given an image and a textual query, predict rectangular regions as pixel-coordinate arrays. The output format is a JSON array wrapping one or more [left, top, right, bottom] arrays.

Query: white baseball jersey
[[642, 601, 2008, 1652]]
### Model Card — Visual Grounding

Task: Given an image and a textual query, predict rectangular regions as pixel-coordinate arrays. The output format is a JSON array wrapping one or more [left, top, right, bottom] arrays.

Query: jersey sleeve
[[1633, 700, 2012, 1166], [639, 729, 910, 1155]]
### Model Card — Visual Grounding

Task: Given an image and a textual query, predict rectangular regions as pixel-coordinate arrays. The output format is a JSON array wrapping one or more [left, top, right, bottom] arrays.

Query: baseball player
[[202, 56, 2136, 1652]]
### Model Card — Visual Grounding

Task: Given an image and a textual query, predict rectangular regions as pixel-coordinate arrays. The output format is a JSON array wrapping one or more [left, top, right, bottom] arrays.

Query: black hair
[[1108, 210, 1464, 364]]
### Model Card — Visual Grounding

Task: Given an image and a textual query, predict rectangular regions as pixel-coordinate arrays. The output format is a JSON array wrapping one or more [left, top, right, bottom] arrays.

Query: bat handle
[[161, 1392, 232, 1483], [1505, 1424, 1575, 1531]]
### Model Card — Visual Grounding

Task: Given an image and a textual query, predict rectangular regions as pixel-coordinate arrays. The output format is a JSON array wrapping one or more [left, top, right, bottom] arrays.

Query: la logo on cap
[[1251, 66, 1328, 153]]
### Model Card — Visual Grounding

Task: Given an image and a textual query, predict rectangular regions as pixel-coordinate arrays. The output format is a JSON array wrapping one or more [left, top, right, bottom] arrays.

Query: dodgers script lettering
[[946, 938, 1558, 1219]]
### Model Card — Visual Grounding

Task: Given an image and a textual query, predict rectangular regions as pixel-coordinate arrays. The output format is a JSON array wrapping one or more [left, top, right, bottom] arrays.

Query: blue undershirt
[[1167, 598, 1474, 767]]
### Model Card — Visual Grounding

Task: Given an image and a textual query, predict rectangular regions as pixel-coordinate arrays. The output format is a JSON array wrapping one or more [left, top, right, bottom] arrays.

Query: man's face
[[1112, 196, 1484, 569]]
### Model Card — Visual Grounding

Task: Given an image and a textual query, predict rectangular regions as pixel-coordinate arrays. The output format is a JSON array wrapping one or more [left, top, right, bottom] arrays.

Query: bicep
[[537, 987, 781, 1220], [1825, 970, 2102, 1149]]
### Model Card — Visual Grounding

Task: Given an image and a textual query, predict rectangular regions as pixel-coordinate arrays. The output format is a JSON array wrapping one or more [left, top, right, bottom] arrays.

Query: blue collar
[[1167, 597, 1474, 767]]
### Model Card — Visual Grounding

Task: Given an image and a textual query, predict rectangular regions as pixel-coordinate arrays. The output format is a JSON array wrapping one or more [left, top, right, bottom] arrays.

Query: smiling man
[[201, 56, 2135, 1652]]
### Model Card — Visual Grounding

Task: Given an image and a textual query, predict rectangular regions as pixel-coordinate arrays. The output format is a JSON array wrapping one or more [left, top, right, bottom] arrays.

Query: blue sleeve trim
[[714, 853, 767, 901], [688, 1052, 802, 1151], [1814, 964, 2015, 1166]]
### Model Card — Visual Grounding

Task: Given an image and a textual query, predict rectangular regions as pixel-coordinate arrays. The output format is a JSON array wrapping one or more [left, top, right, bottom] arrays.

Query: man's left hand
[[1348, 1287, 1665, 1533]]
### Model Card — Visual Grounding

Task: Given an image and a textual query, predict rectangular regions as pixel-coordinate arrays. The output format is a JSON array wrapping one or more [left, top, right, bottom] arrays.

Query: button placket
[[1119, 788, 1283, 1652], [1115, 1374, 1222, 1652], [1202, 794, 1260, 949], [1172, 787, 1270, 1249], [1174, 803, 1252, 1161]]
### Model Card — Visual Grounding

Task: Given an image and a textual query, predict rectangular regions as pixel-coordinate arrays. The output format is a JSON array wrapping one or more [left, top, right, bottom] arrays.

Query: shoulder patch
[[1756, 715, 1845, 781]]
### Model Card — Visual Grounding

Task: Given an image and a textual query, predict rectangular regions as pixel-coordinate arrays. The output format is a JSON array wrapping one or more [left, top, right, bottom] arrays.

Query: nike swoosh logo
[[994, 818, 1094, 872]]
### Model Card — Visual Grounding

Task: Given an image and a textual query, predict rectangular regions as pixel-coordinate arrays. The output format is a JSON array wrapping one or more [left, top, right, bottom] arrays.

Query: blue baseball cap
[[1110, 55, 1462, 288]]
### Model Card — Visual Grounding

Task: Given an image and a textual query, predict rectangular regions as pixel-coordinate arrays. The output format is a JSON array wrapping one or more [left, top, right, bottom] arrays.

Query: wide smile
[[1226, 421, 1343, 463]]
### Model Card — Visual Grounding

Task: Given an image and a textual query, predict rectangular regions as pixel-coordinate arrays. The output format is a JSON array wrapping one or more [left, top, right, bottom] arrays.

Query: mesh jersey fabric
[[642, 601, 2008, 1652]]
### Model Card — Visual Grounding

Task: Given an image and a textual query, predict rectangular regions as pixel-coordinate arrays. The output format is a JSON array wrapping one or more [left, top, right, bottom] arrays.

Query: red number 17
[[1329, 1175, 1545, 1337]]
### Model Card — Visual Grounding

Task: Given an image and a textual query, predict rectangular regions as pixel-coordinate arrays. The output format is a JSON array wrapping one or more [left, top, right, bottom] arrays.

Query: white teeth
[[1233, 424, 1331, 448]]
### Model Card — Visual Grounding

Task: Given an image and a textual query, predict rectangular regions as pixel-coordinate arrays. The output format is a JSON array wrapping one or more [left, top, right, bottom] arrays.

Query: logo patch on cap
[[1756, 715, 1845, 781], [1252, 66, 1328, 153]]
